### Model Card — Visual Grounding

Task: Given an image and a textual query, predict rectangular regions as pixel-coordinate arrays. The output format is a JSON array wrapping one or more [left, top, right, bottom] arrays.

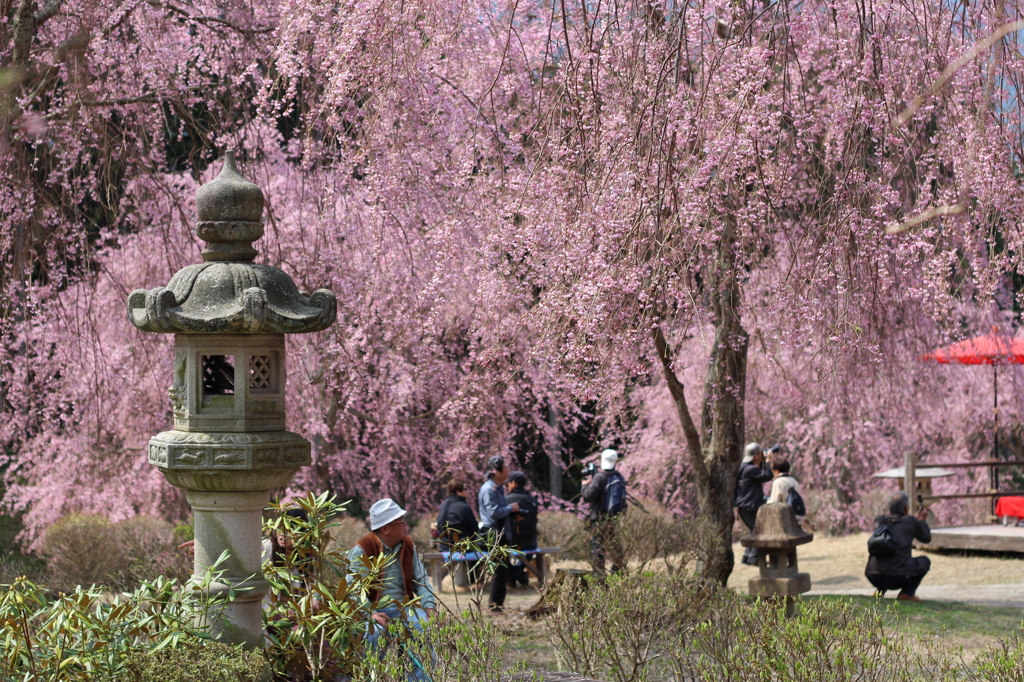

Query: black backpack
[[786, 487, 807, 517], [867, 521, 898, 557], [603, 471, 628, 516]]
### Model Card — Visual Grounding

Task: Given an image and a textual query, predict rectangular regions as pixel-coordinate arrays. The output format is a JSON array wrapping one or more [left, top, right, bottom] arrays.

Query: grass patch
[[805, 595, 1024, 654]]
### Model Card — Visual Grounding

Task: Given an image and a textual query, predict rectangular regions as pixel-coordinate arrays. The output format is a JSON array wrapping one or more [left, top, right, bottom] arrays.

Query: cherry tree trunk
[[697, 212, 749, 584]]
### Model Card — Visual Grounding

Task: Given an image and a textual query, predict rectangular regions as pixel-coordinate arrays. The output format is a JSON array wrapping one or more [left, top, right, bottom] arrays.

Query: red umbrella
[[923, 327, 1024, 365], [922, 327, 1024, 508]]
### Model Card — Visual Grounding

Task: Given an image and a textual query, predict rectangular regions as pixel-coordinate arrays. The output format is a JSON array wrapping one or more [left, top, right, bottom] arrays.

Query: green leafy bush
[[972, 628, 1024, 682], [263, 492, 375, 680], [122, 640, 268, 682], [548, 571, 971, 682], [0, 556, 254, 682], [265, 493, 517, 681], [38, 514, 190, 591]]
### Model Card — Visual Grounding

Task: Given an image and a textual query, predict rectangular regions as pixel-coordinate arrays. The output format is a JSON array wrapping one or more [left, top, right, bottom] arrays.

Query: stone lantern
[[126, 152, 336, 647], [740, 502, 813, 616]]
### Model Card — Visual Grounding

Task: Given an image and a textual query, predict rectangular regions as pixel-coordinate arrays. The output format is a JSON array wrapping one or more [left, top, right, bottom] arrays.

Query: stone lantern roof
[[740, 503, 813, 549], [126, 152, 336, 334]]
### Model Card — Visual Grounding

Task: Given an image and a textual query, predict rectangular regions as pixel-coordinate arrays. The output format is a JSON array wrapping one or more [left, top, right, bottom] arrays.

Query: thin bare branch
[[652, 323, 706, 481], [884, 202, 966, 235], [896, 20, 1024, 127]]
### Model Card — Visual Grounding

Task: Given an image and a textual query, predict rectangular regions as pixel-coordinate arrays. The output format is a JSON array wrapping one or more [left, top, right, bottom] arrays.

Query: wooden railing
[[904, 453, 1024, 517]]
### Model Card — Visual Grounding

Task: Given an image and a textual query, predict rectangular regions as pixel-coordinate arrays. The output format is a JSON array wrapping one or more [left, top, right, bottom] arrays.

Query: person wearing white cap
[[348, 497, 435, 667], [581, 448, 628, 575], [734, 442, 774, 565]]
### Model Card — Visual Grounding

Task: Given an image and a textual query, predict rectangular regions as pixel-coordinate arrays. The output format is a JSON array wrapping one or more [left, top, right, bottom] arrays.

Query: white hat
[[600, 448, 619, 470], [742, 442, 762, 463], [368, 498, 407, 531]]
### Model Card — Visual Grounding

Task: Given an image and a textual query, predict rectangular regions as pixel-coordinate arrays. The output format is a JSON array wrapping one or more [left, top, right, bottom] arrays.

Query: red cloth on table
[[995, 496, 1024, 518]]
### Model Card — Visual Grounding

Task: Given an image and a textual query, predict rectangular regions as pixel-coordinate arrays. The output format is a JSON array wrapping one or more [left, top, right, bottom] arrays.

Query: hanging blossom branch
[[886, 20, 1024, 236]]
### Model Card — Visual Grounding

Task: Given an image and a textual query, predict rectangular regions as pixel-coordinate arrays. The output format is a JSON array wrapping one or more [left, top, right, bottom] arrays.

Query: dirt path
[[727, 532, 1024, 607], [434, 532, 1024, 612]]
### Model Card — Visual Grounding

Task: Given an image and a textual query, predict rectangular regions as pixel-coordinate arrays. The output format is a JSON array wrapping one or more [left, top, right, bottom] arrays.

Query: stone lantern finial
[[195, 150, 265, 262], [125, 152, 335, 335]]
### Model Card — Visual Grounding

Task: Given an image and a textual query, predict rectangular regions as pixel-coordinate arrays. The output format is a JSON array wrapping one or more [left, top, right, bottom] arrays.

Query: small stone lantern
[[127, 152, 336, 647], [740, 502, 813, 616]]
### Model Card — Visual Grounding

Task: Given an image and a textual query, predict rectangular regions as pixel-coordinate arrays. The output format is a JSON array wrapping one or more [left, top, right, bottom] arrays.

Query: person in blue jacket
[[478, 455, 519, 612]]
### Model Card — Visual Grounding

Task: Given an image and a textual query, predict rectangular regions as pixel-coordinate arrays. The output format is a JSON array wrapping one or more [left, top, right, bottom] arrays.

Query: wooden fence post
[[904, 451, 916, 515]]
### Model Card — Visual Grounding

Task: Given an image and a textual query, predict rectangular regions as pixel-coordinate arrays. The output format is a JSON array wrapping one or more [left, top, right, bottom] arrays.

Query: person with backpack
[[767, 456, 807, 520], [865, 491, 932, 601], [734, 442, 774, 566], [581, 448, 628, 575], [505, 471, 539, 588]]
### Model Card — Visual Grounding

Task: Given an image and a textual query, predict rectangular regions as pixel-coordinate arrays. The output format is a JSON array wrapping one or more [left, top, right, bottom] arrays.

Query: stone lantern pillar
[[740, 502, 813, 617], [126, 152, 336, 647]]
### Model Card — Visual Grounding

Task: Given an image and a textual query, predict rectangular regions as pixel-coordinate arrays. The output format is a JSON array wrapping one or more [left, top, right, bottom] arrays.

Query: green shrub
[[38, 513, 128, 589], [547, 572, 969, 682], [972, 628, 1024, 682], [364, 609, 525, 682], [537, 511, 586, 559], [265, 493, 517, 681], [0, 559, 236, 682], [123, 640, 268, 682], [39, 514, 190, 591], [682, 597, 962, 682], [549, 571, 723, 682], [263, 493, 379, 680]]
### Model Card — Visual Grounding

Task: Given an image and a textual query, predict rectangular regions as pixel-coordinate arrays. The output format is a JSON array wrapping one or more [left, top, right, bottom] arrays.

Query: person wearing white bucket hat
[[581, 448, 628, 575], [348, 497, 435, 677]]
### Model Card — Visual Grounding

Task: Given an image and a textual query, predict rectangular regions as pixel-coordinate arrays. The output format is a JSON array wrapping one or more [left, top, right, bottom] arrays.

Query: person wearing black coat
[[734, 442, 773, 565], [865, 491, 932, 601], [506, 471, 539, 588], [436, 479, 479, 551]]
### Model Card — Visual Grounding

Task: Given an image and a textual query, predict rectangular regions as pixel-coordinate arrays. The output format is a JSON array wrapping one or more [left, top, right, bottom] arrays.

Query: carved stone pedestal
[[186, 489, 273, 647]]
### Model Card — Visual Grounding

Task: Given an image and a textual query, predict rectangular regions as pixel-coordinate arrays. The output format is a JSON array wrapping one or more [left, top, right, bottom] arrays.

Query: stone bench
[[422, 547, 562, 591]]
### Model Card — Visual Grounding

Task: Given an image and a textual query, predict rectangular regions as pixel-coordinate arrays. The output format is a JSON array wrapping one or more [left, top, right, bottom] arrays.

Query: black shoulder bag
[[867, 519, 898, 557]]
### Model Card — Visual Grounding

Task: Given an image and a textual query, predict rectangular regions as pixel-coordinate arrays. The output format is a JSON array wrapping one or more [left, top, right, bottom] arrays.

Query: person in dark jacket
[[865, 491, 931, 601], [505, 471, 539, 588], [436, 479, 479, 550], [581, 448, 626, 575], [734, 442, 773, 565]]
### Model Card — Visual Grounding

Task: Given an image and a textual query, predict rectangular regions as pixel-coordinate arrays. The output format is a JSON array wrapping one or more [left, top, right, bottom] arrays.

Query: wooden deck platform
[[917, 525, 1024, 553]]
